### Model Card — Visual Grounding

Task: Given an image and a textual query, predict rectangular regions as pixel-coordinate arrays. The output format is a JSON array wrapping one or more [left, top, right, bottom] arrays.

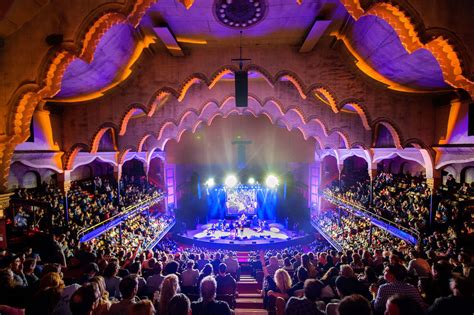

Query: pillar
[[113, 164, 122, 211], [143, 162, 149, 182], [309, 161, 321, 216], [113, 164, 122, 182], [368, 163, 377, 205], [426, 169, 442, 191], [337, 162, 343, 191], [57, 171, 71, 193], [57, 171, 71, 226], [427, 169, 442, 227]]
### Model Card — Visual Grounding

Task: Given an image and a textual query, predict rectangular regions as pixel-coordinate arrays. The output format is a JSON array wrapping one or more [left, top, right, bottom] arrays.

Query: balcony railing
[[78, 192, 166, 243], [310, 220, 343, 251], [142, 217, 176, 251], [323, 191, 418, 244]]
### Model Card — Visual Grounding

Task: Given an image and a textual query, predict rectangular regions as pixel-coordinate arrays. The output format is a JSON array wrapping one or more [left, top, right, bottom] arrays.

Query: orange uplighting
[[438, 99, 461, 146], [176, 37, 208, 45]]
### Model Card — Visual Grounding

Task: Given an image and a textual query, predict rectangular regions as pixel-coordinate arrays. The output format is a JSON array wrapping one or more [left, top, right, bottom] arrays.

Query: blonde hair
[[91, 275, 109, 300], [39, 272, 65, 291], [159, 274, 180, 315], [274, 269, 292, 293]]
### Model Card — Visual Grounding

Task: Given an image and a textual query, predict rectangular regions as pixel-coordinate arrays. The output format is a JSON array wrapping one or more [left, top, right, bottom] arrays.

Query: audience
[[191, 276, 232, 315], [285, 279, 325, 315], [337, 294, 372, 315], [0, 171, 472, 315]]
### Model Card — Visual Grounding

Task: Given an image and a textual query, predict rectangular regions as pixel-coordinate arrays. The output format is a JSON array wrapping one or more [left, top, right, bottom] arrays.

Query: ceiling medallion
[[214, 0, 267, 29]]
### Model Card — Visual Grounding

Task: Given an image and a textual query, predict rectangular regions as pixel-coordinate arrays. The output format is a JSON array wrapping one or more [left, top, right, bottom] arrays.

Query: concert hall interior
[[0, 1, 473, 314]]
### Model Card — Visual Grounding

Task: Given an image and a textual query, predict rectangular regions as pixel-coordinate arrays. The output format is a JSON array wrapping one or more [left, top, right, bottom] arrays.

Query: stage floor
[[174, 221, 313, 250]]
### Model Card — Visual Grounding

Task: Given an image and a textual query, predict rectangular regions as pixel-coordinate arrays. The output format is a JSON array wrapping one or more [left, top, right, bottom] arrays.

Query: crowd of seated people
[[325, 172, 473, 236], [0, 223, 473, 315], [9, 175, 161, 233], [315, 210, 410, 251], [0, 170, 473, 315]]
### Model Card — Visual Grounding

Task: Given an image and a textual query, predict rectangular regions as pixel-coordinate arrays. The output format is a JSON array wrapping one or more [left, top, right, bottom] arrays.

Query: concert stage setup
[[174, 220, 312, 250]]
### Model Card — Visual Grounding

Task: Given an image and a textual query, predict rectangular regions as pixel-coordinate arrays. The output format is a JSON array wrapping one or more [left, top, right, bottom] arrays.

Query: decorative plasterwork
[[63, 143, 90, 171], [371, 118, 403, 149], [118, 65, 373, 135], [90, 123, 119, 154], [80, 13, 127, 63], [318, 147, 434, 178], [339, 0, 474, 97], [127, 94, 353, 150], [1, 1, 160, 191]]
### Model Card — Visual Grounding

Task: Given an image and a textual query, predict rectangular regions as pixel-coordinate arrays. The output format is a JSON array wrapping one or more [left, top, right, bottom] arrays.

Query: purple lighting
[[56, 24, 136, 99], [348, 15, 449, 90]]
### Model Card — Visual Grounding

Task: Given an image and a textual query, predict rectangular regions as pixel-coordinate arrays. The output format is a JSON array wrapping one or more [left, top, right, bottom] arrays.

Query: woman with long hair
[[90, 276, 111, 315], [267, 268, 292, 300], [157, 274, 180, 315], [302, 253, 318, 278]]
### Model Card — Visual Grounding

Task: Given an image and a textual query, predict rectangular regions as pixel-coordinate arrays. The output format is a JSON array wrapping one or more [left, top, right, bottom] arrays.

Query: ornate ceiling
[[0, 0, 473, 191]]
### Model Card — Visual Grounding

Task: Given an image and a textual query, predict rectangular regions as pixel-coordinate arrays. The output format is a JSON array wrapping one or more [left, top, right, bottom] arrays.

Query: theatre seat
[[216, 293, 237, 309]]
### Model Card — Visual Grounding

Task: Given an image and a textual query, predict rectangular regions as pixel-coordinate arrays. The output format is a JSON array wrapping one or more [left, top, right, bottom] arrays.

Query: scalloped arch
[[119, 104, 148, 135], [314, 87, 338, 113], [331, 129, 351, 149], [63, 143, 90, 170], [125, 95, 350, 152], [276, 71, 307, 99], [118, 146, 140, 165], [340, 101, 371, 130], [0, 0, 160, 191], [90, 123, 119, 153], [340, 0, 474, 96], [138, 133, 156, 152], [372, 119, 403, 149]]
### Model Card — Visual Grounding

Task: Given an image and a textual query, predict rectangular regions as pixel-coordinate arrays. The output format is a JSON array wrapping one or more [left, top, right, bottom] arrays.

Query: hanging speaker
[[235, 70, 248, 107], [469, 102, 474, 136]]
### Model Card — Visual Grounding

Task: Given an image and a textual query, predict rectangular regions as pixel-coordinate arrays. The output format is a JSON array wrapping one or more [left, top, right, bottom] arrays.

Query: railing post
[[114, 165, 122, 213], [368, 165, 377, 206], [119, 222, 123, 245], [58, 171, 71, 226], [369, 224, 373, 246]]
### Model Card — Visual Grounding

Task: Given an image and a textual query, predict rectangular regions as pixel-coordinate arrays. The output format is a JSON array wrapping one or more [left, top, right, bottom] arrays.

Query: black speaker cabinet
[[235, 70, 248, 107]]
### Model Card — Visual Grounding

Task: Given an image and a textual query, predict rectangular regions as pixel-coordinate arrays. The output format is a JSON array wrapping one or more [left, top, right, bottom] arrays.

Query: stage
[[173, 220, 313, 250]]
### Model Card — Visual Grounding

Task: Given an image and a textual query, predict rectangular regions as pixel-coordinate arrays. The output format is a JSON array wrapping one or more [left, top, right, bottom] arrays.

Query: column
[[143, 162, 149, 183], [113, 164, 122, 183], [426, 169, 442, 191], [337, 162, 344, 191], [57, 171, 71, 226], [427, 169, 442, 227], [309, 161, 321, 216], [368, 163, 377, 205], [113, 164, 122, 212]]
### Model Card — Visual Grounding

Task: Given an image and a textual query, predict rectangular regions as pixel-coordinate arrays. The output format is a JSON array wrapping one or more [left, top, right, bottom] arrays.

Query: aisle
[[235, 274, 267, 315]]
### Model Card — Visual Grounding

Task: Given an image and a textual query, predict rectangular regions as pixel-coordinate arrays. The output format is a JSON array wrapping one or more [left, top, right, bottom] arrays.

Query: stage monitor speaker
[[230, 241, 234, 244], [235, 70, 248, 107], [469, 103, 474, 136], [252, 241, 257, 244]]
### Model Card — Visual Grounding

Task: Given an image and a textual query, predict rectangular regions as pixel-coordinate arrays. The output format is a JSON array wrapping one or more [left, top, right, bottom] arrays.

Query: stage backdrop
[[166, 115, 315, 225]]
